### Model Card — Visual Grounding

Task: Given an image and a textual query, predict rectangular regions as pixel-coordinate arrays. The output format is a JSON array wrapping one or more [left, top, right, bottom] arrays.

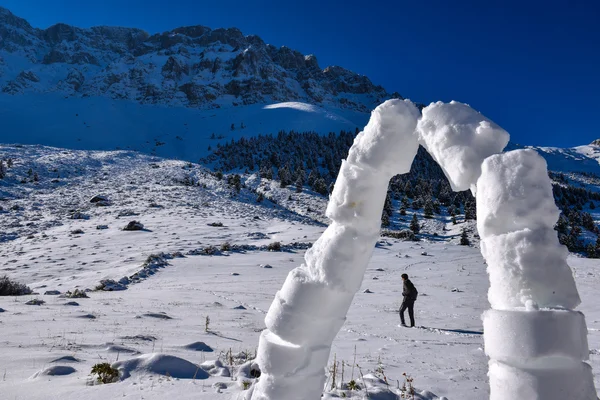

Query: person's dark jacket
[[402, 279, 418, 301]]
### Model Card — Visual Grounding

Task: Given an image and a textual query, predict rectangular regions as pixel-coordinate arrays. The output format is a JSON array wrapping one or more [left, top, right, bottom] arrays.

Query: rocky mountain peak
[[0, 7, 396, 112]]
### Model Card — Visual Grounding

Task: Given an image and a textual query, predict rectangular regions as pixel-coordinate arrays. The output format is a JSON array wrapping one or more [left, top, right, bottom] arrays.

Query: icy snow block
[[252, 372, 326, 400], [255, 331, 331, 377], [304, 223, 377, 292], [326, 160, 390, 227], [483, 309, 589, 365], [489, 360, 597, 400], [346, 99, 420, 177], [482, 228, 580, 309], [417, 101, 509, 192], [477, 150, 560, 237], [265, 291, 347, 344]]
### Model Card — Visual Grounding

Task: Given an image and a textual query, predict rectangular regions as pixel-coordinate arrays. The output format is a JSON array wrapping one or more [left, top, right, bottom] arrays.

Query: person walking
[[400, 273, 418, 327]]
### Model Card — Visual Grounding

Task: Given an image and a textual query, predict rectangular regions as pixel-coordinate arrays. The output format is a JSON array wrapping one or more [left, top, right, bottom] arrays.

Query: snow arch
[[250, 99, 597, 400]]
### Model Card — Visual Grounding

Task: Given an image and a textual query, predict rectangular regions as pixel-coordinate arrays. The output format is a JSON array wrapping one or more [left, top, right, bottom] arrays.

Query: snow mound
[[31, 365, 76, 378], [418, 100, 509, 192], [182, 341, 214, 352], [50, 356, 81, 363], [113, 353, 208, 380], [106, 344, 140, 354]]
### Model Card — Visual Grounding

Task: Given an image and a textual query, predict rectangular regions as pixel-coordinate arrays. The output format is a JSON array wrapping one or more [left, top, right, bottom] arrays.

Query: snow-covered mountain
[[0, 6, 397, 112]]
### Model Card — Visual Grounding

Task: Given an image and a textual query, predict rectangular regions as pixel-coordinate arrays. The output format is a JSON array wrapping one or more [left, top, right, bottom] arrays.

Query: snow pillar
[[477, 150, 597, 400], [250, 99, 421, 400]]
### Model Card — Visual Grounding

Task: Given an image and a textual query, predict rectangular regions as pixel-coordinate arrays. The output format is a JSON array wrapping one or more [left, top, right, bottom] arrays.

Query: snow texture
[[477, 150, 580, 310], [477, 149, 597, 399], [417, 101, 510, 193]]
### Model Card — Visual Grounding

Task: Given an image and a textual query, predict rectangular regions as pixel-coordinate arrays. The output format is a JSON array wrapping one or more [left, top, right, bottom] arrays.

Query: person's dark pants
[[400, 298, 415, 327]]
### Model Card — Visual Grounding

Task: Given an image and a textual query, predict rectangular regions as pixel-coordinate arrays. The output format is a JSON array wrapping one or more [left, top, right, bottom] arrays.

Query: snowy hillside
[[0, 93, 367, 161]]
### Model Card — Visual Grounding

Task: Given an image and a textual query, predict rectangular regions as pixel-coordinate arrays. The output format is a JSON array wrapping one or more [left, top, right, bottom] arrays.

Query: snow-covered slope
[[0, 93, 367, 161], [1, 144, 599, 399], [507, 142, 600, 175]]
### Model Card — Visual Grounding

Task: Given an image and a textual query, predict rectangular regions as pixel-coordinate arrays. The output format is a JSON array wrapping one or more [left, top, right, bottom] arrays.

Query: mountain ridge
[[0, 6, 399, 112]]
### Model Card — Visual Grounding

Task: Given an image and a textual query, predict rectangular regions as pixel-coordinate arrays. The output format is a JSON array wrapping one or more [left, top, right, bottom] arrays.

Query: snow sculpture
[[478, 150, 597, 400], [251, 100, 597, 400]]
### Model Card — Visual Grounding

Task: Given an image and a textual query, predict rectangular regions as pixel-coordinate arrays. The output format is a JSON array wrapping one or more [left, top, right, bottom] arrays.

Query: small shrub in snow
[[0, 275, 32, 296], [89, 195, 110, 206], [207, 221, 224, 227], [267, 241, 281, 252], [70, 212, 89, 220], [382, 229, 416, 241], [90, 363, 119, 384], [220, 242, 232, 252], [201, 246, 219, 255], [400, 373, 415, 400], [65, 289, 89, 298], [123, 220, 144, 231], [25, 298, 45, 305], [71, 229, 84, 235]]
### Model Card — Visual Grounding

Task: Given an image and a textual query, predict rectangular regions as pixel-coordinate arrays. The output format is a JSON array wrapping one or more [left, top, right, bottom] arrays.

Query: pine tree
[[257, 192, 264, 203], [230, 123, 235, 131], [460, 228, 470, 246], [278, 166, 291, 188], [401, 196, 409, 209], [6, 158, 13, 168], [383, 191, 393, 219], [452, 215, 457, 225], [555, 214, 569, 234], [464, 201, 476, 220], [381, 209, 390, 227], [313, 178, 328, 196], [424, 199, 434, 219], [410, 213, 420, 234], [295, 177, 303, 193], [0, 160, 5, 179]]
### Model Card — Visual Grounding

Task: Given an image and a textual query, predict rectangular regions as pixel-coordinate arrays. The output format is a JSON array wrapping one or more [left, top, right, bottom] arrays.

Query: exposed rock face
[[0, 6, 397, 112]]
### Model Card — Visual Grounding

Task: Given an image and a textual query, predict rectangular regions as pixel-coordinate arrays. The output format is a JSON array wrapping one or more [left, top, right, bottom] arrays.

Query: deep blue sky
[[2, 0, 599, 147]]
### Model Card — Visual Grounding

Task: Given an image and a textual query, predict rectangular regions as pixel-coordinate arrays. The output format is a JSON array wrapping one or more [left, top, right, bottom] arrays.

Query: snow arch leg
[[477, 150, 598, 400], [250, 99, 422, 400]]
